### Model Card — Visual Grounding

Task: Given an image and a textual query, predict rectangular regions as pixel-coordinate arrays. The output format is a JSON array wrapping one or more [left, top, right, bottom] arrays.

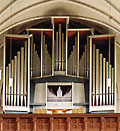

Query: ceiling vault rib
[[0, 0, 17, 14]]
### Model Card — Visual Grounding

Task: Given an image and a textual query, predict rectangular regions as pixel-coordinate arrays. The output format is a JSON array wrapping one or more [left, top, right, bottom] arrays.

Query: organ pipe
[[6, 67, 8, 105], [92, 44, 95, 106], [96, 49, 99, 106], [77, 31, 79, 77], [56, 32, 58, 71], [91, 43, 115, 107], [112, 68, 114, 105], [21, 47, 24, 106], [14, 56, 17, 106], [17, 52, 20, 106], [24, 41, 27, 106], [11, 60, 14, 106], [62, 33, 64, 71], [99, 54, 103, 105], [106, 62, 108, 105], [59, 24, 62, 71], [109, 65, 112, 105], [84, 45, 87, 77], [103, 58, 106, 105]]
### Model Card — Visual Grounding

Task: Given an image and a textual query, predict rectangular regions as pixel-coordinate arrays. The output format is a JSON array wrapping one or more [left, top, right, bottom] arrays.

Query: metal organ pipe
[[106, 62, 109, 105], [17, 52, 20, 106], [21, 47, 24, 106], [62, 33, 64, 71], [96, 49, 99, 106], [59, 24, 62, 71], [56, 32, 58, 71], [8, 63, 11, 105], [24, 41, 27, 106], [99, 54, 103, 106], [91, 43, 115, 107], [11, 60, 14, 106], [92, 44, 95, 106], [5, 67, 8, 105], [103, 58, 106, 105]]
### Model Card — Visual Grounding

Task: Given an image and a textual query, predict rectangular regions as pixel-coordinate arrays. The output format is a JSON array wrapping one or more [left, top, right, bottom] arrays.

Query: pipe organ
[[90, 35, 116, 112], [54, 23, 66, 72], [4, 35, 30, 112], [3, 17, 116, 113], [27, 29, 52, 78], [67, 30, 91, 78]]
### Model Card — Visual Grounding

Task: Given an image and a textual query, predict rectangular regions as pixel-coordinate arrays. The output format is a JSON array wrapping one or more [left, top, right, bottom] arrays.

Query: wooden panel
[[104, 117, 117, 131], [88, 118, 101, 131], [34, 109, 47, 114], [1, 114, 120, 131], [71, 118, 84, 131], [20, 118, 33, 131], [54, 118, 67, 131], [36, 118, 50, 131], [3, 118, 16, 131]]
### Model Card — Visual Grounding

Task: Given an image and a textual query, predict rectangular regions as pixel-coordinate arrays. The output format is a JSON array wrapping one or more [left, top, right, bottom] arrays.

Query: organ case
[[89, 35, 116, 112], [3, 35, 31, 112]]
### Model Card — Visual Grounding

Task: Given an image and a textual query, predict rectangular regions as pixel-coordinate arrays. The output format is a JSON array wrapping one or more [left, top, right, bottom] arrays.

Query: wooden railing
[[0, 113, 120, 131]]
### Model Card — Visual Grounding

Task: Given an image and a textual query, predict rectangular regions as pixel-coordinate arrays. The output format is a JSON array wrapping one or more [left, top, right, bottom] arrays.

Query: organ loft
[[2, 17, 116, 114]]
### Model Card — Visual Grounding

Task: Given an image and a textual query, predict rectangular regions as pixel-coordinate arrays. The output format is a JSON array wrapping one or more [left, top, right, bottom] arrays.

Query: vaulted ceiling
[[0, 0, 120, 45]]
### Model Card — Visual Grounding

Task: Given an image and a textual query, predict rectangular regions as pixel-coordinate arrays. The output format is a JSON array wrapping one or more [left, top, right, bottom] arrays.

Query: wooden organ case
[[3, 17, 116, 113]]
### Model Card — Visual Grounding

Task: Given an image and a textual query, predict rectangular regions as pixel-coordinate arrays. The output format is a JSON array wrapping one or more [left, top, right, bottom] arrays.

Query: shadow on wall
[[44, 7, 76, 16]]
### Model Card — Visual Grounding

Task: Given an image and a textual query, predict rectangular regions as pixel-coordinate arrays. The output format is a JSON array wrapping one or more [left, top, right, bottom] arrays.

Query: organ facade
[[2, 17, 116, 113]]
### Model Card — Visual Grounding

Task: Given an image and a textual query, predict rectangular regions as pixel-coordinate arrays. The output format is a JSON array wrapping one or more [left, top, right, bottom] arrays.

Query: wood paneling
[[3, 118, 16, 131], [36, 118, 50, 131], [0, 114, 120, 131]]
